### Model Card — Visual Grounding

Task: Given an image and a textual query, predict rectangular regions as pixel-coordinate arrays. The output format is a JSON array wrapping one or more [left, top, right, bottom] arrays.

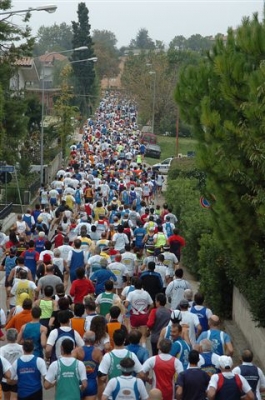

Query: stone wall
[[232, 286, 265, 370]]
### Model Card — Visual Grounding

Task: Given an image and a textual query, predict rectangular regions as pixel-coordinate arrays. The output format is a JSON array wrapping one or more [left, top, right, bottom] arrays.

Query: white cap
[[219, 356, 233, 369]]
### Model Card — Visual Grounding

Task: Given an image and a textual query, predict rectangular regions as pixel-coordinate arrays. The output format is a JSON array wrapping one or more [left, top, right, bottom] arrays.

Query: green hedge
[[165, 164, 233, 318]]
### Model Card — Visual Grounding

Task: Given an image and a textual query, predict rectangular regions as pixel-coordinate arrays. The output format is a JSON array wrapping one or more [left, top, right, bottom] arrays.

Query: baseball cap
[[179, 299, 189, 308], [43, 254, 52, 263], [219, 356, 233, 370]]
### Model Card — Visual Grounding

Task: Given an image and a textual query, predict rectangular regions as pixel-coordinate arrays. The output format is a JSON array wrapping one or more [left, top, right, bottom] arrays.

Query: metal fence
[[1, 177, 39, 205], [0, 203, 13, 219]]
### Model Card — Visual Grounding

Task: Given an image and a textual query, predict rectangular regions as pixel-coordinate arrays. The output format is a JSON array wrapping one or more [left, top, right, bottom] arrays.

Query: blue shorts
[[50, 198, 57, 205], [81, 379, 97, 397], [56, 189, 62, 195]]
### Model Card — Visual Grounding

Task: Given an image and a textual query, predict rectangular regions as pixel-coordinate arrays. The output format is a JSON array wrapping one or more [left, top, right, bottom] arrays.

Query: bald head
[[83, 330, 96, 344], [209, 315, 220, 327], [149, 389, 163, 400], [200, 339, 213, 352]]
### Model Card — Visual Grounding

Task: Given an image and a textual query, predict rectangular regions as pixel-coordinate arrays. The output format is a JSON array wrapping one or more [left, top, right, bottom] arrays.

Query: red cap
[[43, 254, 52, 263]]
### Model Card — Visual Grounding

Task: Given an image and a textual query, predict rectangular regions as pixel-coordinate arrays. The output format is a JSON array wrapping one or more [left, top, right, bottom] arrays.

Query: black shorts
[[2, 382, 17, 393], [18, 388, 42, 400], [5, 276, 12, 287]]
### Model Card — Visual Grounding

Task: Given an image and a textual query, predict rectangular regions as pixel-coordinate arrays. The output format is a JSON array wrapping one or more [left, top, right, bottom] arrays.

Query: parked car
[[145, 144, 161, 159], [153, 157, 175, 174], [140, 132, 157, 145]]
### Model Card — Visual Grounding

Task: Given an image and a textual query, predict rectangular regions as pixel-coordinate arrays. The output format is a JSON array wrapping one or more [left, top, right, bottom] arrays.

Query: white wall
[[232, 286, 265, 370]]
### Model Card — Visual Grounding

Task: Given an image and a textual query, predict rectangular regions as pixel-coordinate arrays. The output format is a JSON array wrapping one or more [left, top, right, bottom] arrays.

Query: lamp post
[[149, 71, 156, 134], [40, 46, 88, 185], [0, 5, 57, 15]]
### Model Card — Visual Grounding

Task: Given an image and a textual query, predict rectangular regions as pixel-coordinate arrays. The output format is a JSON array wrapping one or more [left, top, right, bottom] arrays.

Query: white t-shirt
[[57, 245, 73, 262], [155, 264, 170, 287], [45, 357, 87, 383], [47, 326, 84, 359], [112, 233, 129, 251], [103, 375, 148, 400], [39, 250, 54, 262], [180, 310, 200, 346], [99, 349, 142, 376], [162, 252, 178, 276], [165, 278, 191, 310], [0, 344, 23, 382], [121, 252, 137, 277], [108, 262, 128, 288], [11, 355, 47, 379], [126, 289, 153, 315]]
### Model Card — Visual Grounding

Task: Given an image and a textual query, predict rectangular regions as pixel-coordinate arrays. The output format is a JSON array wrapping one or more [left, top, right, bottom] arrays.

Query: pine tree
[[175, 12, 265, 323], [71, 2, 97, 116]]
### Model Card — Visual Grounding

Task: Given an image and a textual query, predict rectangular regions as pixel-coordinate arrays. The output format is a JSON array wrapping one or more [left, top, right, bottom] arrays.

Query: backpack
[[165, 222, 173, 237], [216, 373, 243, 393]]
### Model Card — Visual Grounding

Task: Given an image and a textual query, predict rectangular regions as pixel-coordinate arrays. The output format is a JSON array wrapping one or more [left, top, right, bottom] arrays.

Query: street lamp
[[149, 71, 156, 134], [40, 46, 88, 184], [70, 57, 97, 64], [0, 5, 57, 15]]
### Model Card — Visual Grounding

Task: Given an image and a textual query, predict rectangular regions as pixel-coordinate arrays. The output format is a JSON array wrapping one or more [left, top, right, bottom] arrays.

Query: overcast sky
[[11, 0, 264, 47]]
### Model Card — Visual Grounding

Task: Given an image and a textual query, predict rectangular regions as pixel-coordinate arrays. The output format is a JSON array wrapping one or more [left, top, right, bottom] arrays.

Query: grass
[[145, 135, 197, 165]]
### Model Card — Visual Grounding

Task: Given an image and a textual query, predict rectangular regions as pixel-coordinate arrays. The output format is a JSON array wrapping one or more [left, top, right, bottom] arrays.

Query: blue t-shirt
[[90, 269, 117, 295], [196, 329, 231, 356]]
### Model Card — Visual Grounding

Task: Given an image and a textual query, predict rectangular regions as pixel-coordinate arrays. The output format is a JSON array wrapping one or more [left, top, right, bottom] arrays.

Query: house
[[10, 57, 39, 92]]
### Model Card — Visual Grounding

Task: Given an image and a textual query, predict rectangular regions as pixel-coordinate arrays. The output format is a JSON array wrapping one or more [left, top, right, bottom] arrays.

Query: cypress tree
[[71, 2, 97, 116]]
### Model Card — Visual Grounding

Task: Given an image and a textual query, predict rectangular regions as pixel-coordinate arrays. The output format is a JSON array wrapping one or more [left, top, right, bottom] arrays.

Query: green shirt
[[99, 292, 115, 316], [56, 359, 80, 400]]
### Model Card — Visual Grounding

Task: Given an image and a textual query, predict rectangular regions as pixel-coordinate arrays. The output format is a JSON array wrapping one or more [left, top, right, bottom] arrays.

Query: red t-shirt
[[69, 278, 95, 303]]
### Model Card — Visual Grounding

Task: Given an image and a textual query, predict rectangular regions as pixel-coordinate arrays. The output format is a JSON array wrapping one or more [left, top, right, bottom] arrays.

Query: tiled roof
[[38, 53, 68, 63], [14, 57, 34, 67]]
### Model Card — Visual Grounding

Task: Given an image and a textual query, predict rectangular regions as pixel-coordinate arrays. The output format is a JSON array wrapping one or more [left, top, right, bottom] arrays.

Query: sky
[[10, 0, 264, 48]]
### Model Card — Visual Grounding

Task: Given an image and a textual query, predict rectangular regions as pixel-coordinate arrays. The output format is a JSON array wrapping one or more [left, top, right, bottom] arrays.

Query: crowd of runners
[[0, 92, 262, 400]]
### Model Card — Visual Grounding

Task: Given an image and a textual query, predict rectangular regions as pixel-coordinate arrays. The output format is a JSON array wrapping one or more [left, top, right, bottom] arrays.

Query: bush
[[198, 233, 233, 318]]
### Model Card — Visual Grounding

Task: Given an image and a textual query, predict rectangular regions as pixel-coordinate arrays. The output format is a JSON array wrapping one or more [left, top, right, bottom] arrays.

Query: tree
[[175, 12, 265, 324], [129, 28, 155, 50], [0, 0, 35, 166], [169, 35, 187, 50], [54, 65, 79, 161], [121, 51, 177, 133], [92, 29, 120, 80], [185, 34, 212, 51], [71, 2, 97, 116], [34, 23, 73, 55]]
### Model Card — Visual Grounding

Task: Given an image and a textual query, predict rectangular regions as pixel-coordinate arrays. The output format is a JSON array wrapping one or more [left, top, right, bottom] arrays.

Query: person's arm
[[157, 327, 166, 347], [17, 324, 25, 344], [207, 386, 216, 400], [69, 281, 76, 298], [225, 341, 234, 356], [41, 326, 48, 348], [176, 386, 183, 400], [146, 308, 156, 330]]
